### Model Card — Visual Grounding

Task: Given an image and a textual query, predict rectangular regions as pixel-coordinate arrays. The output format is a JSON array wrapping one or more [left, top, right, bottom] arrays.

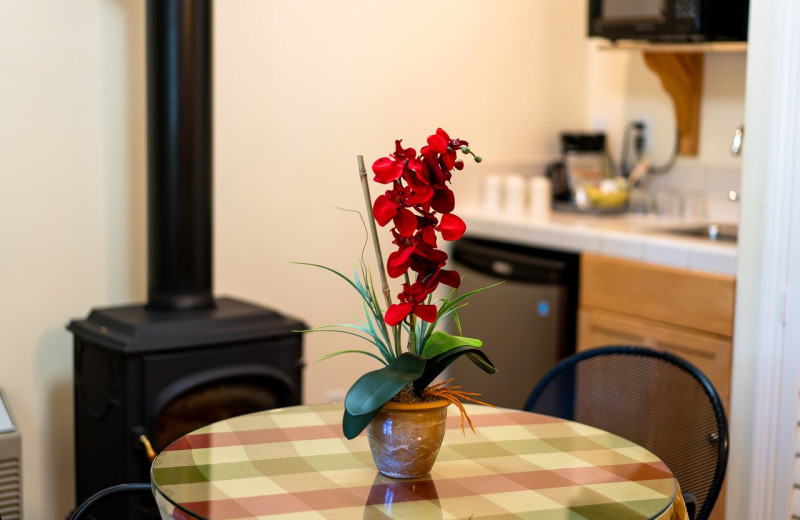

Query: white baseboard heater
[[0, 389, 21, 520]]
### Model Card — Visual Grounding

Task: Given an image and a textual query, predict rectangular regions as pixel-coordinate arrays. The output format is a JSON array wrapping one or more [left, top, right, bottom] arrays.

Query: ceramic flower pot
[[366, 399, 449, 478]]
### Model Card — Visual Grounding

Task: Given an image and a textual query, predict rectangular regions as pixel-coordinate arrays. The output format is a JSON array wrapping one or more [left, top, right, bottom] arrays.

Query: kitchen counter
[[460, 207, 738, 276]]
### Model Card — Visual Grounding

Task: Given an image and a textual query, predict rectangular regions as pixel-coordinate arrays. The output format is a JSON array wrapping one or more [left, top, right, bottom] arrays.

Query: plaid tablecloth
[[152, 403, 688, 520]]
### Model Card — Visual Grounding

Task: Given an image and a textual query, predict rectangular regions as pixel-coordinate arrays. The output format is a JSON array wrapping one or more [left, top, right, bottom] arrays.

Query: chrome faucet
[[731, 124, 744, 155]]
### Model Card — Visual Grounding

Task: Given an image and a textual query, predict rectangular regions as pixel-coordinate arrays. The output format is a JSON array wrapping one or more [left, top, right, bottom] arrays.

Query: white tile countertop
[[460, 207, 738, 277]]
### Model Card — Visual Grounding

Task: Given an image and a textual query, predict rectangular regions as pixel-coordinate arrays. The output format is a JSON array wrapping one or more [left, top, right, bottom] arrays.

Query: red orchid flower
[[370, 128, 477, 326], [436, 213, 466, 241], [372, 157, 405, 183], [384, 282, 438, 325], [393, 139, 416, 160], [373, 189, 417, 237]]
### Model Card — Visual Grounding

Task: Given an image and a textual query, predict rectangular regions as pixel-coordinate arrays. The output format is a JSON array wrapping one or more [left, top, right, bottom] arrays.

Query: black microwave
[[588, 0, 749, 42]]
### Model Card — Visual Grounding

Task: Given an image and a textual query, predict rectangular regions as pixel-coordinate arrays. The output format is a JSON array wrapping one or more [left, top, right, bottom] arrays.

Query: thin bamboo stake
[[357, 155, 392, 309]]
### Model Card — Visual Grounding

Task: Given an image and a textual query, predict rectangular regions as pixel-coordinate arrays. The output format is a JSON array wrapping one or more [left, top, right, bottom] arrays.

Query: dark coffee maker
[[546, 132, 612, 207]]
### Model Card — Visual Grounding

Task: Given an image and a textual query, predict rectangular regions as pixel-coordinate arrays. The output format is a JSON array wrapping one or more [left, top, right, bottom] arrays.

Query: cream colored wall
[[0, 1, 588, 517], [0, 1, 146, 519]]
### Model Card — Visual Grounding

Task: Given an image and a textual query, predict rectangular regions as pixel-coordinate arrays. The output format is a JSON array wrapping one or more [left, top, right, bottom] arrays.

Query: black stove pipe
[[146, 0, 214, 311]]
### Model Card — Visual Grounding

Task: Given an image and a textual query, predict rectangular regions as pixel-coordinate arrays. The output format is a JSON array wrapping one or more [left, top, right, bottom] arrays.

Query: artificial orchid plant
[[301, 128, 497, 439]]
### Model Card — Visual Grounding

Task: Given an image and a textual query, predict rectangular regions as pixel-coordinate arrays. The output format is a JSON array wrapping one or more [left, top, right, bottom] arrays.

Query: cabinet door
[[578, 307, 732, 407], [578, 307, 729, 520], [580, 253, 736, 337]]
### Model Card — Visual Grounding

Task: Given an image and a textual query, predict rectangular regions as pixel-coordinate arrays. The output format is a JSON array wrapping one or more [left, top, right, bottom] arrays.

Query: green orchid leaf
[[297, 327, 391, 361], [342, 408, 379, 440], [464, 350, 497, 373], [314, 349, 388, 365], [292, 262, 368, 300], [344, 352, 426, 416], [412, 347, 497, 394], [437, 282, 504, 318], [420, 330, 482, 358]]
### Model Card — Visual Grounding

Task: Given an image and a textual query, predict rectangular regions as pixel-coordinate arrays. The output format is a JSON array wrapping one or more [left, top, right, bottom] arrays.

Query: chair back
[[524, 346, 728, 520], [68, 483, 154, 520]]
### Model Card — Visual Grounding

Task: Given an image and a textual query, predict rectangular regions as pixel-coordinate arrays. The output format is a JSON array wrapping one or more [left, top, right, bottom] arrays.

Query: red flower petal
[[427, 133, 448, 154], [394, 208, 417, 237], [419, 226, 438, 247], [438, 269, 461, 288], [405, 184, 433, 206], [372, 157, 404, 183], [413, 304, 438, 323], [431, 187, 455, 214], [441, 151, 456, 171], [437, 213, 466, 241], [393, 140, 416, 159], [373, 194, 398, 226], [385, 303, 413, 326], [387, 247, 414, 278]]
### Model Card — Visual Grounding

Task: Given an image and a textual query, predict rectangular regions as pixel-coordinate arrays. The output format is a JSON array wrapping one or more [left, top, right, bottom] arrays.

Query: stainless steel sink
[[659, 223, 738, 242]]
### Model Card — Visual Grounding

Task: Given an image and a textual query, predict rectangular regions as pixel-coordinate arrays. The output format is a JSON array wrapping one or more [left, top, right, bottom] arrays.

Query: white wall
[[0, 1, 588, 517]]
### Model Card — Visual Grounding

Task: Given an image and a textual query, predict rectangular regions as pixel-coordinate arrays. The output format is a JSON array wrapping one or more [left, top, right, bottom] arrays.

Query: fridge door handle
[[491, 260, 514, 277]]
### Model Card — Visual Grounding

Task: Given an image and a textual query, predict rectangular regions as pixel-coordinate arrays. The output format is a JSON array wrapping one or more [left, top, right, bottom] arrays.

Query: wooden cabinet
[[578, 308, 732, 404], [578, 252, 735, 403], [577, 252, 735, 520]]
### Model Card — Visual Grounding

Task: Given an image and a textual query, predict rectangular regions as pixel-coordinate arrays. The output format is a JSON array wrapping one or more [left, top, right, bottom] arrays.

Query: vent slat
[[0, 438, 21, 519], [0, 451, 21, 520]]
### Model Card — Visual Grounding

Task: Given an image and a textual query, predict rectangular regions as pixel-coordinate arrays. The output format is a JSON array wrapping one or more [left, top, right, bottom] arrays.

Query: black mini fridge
[[448, 237, 579, 409]]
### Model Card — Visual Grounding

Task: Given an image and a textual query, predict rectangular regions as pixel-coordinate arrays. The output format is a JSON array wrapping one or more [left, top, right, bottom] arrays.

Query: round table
[[151, 403, 688, 519]]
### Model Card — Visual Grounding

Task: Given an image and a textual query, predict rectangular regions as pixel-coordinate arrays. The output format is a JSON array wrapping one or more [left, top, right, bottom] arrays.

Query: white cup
[[682, 191, 708, 221], [482, 174, 502, 212], [528, 176, 551, 220], [504, 174, 526, 216]]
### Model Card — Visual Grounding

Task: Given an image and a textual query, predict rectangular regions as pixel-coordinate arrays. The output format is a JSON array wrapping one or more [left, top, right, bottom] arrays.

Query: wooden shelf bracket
[[642, 52, 704, 156]]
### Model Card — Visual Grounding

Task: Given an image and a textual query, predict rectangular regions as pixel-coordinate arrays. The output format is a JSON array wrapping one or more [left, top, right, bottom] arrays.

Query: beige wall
[[0, 1, 145, 518]]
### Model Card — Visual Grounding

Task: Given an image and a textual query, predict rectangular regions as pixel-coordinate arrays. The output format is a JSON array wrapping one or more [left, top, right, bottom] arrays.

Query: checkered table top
[[152, 403, 687, 520]]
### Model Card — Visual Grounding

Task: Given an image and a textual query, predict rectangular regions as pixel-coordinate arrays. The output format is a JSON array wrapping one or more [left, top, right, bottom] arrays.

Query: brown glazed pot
[[366, 399, 449, 478]]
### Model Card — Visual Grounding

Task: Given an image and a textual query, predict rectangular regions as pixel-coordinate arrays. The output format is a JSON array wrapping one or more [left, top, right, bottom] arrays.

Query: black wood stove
[[67, 1, 305, 517]]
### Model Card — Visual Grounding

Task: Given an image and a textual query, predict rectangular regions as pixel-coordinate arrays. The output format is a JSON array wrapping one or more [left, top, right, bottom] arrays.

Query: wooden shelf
[[598, 40, 746, 156], [598, 41, 747, 53]]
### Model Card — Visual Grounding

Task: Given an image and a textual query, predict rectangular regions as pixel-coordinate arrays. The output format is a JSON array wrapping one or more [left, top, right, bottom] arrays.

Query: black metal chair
[[67, 483, 155, 520], [524, 345, 728, 520]]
